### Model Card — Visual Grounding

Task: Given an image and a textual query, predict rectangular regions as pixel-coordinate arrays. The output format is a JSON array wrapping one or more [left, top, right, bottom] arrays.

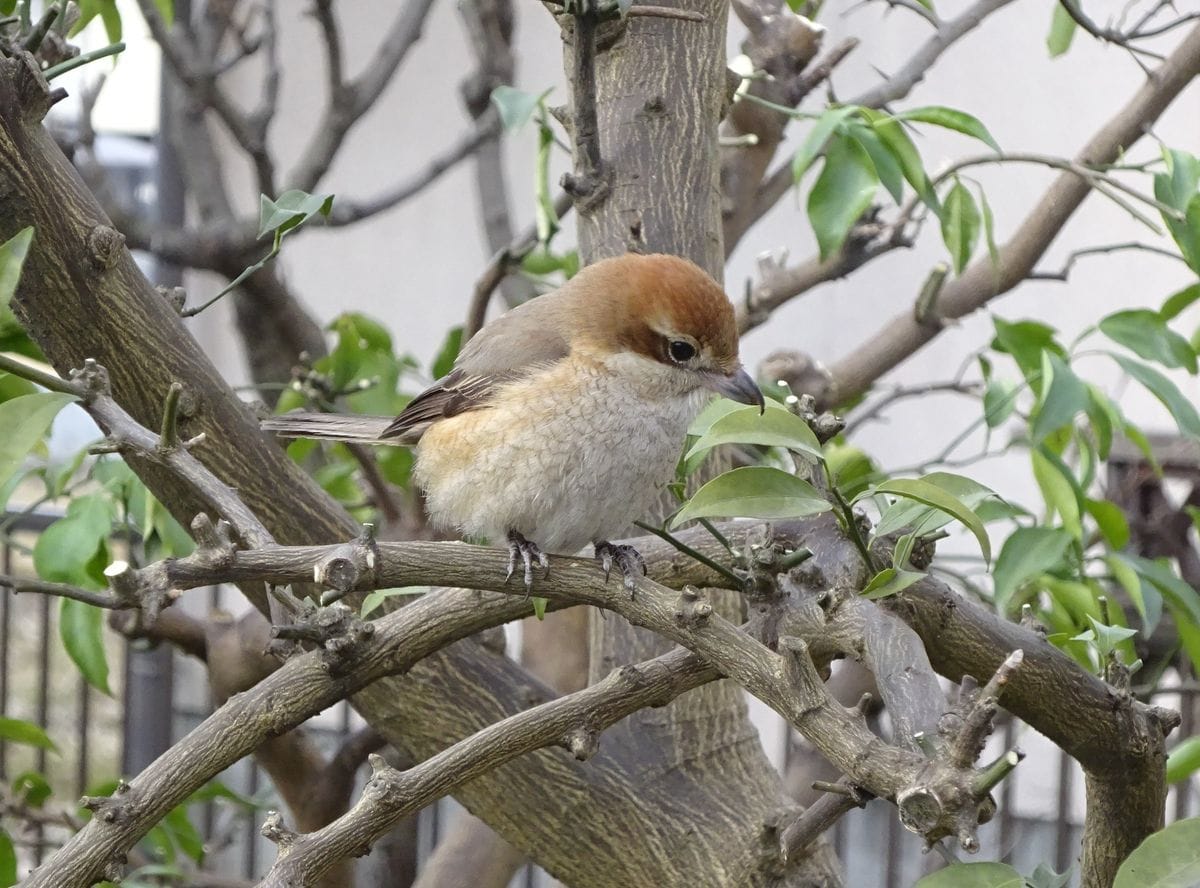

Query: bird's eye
[[668, 340, 696, 363]]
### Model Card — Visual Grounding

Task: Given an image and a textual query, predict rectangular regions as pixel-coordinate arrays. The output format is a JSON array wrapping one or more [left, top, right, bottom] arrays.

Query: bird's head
[[571, 253, 764, 410]]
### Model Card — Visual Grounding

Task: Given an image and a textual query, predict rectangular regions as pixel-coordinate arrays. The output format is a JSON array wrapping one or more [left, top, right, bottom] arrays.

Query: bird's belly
[[414, 384, 703, 554]]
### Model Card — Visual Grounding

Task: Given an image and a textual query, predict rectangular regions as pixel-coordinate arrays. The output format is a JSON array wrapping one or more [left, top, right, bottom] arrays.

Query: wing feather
[[381, 293, 575, 441]]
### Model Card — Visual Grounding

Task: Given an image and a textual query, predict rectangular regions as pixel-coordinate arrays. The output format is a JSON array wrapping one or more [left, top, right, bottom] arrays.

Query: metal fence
[[1, 507, 1197, 887]]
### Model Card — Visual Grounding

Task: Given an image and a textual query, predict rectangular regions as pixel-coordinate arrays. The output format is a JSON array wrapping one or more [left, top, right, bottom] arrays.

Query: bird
[[261, 252, 763, 595]]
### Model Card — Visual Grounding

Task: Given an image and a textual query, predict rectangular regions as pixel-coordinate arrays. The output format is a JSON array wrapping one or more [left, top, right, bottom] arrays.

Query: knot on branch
[[261, 810, 297, 848], [674, 586, 713, 628], [317, 524, 380, 605], [793, 393, 844, 444], [757, 349, 835, 412], [104, 559, 180, 624], [5, 52, 53, 123], [69, 358, 110, 398], [564, 726, 600, 761], [364, 752, 402, 797], [86, 224, 125, 271], [190, 514, 238, 569], [271, 602, 376, 673], [778, 635, 826, 712], [156, 285, 188, 314], [886, 651, 1025, 852], [80, 779, 131, 825]]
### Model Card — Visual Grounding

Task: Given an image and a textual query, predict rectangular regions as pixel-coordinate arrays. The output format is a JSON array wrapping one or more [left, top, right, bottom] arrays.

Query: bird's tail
[[260, 412, 400, 443]]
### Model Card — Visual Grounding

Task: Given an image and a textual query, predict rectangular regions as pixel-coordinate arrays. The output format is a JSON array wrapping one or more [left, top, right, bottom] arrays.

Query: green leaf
[[0, 829, 14, 888], [864, 110, 936, 211], [432, 327, 463, 380], [825, 443, 877, 500], [99, 0, 121, 44], [1047, 2, 1078, 56], [807, 133, 879, 259], [257, 190, 334, 240], [0, 716, 58, 752], [12, 771, 52, 807], [915, 862, 1025, 888], [1114, 817, 1200, 888], [531, 596, 548, 620], [489, 86, 550, 131], [153, 0, 174, 27], [941, 179, 981, 274], [1032, 352, 1089, 443], [791, 105, 859, 183], [847, 122, 905, 204], [0, 392, 76, 493], [896, 106, 1000, 152], [360, 587, 426, 618], [0, 227, 34, 309], [979, 186, 1000, 270], [983, 378, 1019, 428], [688, 397, 751, 437], [1127, 555, 1200, 626], [33, 494, 113, 588], [872, 477, 991, 562], [991, 316, 1066, 379], [1100, 309, 1196, 372], [861, 567, 925, 599], [1166, 738, 1200, 784], [1161, 283, 1200, 321], [1085, 498, 1129, 549], [1073, 614, 1137, 657], [991, 526, 1073, 613], [163, 805, 204, 863], [1113, 354, 1200, 437], [873, 472, 997, 538], [1107, 553, 1159, 633], [670, 466, 831, 528], [685, 405, 822, 462], [60, 598, 110, 695], [1032, 446, 1083, 539]]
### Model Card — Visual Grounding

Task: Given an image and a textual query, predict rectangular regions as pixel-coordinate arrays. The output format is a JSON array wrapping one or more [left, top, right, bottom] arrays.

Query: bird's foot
[[593, 540, 646, 599], [506, 530, 549, 596]]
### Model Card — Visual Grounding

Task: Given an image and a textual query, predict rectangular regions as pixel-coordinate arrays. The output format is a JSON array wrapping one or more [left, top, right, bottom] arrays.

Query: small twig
[[0, 352, 79, 395], [159, 382, 184, 451], [1029, 240, 1190, 281], [561, 5, 609, 208], [632, 520, 746, 589], [42, 42, 125, 80], [464, 191, 573, 338], [0, 573, 128, 609]]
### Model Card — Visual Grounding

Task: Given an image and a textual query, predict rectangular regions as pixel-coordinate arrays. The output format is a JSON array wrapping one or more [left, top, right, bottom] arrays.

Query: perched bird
[[262, 252, 763, 593]]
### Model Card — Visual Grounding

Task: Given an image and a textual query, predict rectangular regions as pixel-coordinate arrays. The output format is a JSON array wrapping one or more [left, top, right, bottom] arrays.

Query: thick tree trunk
[[1, 50, 833, 886]]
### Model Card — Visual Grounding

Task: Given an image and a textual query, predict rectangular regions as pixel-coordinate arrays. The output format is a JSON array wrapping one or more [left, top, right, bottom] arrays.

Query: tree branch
[[825, 20, 1200, 405], [287, 0, 439, 194]]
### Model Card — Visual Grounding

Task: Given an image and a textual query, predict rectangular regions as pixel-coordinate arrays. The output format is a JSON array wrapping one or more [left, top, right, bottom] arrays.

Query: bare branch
[[326, 113, 501, 225], [134, 0, 275, 194], [287, 0, 439, 193], [826, 21, 1200, 405], [258, 647, 714, 886]]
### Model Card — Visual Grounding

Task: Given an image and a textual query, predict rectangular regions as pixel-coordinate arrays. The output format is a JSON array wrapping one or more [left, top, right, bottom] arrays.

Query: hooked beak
[[705, 367, 764, 413]]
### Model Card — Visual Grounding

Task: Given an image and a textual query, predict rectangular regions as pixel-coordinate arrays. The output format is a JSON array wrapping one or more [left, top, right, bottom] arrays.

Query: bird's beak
[[705, 367, 765, 413]]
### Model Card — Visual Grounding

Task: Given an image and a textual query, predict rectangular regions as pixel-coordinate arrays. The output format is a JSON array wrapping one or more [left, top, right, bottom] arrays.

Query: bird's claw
[[506, 530, 549, 596], [593, 541, 646, 599]]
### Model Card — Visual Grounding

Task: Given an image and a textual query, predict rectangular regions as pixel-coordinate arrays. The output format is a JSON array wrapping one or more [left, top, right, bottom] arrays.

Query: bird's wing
[[381, 294, 573, 441]]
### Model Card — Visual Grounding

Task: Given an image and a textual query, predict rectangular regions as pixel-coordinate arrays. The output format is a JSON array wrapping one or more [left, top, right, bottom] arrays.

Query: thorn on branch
[[946, 649, 1022, 770]]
